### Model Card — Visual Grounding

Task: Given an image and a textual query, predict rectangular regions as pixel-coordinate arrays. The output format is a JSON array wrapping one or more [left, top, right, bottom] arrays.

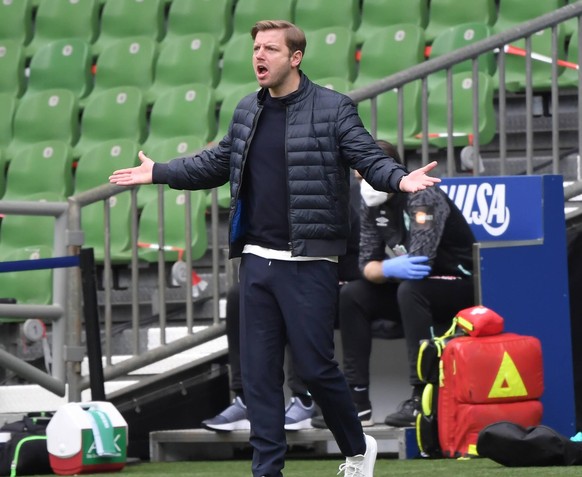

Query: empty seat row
[[0, 0, 572, 62], [0, 35, 218, 101], [0, 83, 218, 165], [1, 28, 354, 103], [0, 0, 354, 57], [4, 16, 578, 111]]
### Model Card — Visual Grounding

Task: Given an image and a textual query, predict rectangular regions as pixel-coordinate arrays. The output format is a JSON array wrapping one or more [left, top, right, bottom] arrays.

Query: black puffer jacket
[[153, 73, 408, 258]]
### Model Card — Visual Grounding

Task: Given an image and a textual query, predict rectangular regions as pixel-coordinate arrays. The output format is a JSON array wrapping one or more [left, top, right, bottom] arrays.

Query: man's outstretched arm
[[109, 151, 154, 186], [399, 161, 441, 193]]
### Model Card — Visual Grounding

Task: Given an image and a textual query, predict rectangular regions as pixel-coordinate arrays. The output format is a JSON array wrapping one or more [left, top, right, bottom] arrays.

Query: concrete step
[[149, 425, 418, 461]]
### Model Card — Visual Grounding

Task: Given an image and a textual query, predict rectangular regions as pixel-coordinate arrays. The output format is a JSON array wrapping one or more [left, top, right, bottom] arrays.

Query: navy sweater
[[241, 92, 290, 251]]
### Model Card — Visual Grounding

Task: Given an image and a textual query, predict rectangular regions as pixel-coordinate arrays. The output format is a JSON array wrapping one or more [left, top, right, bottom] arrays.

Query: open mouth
[[256, 65, 268, 79]]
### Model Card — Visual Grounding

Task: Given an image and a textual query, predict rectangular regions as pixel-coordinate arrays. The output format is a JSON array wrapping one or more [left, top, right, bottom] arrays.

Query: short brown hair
[[251, 20, 306, 57]]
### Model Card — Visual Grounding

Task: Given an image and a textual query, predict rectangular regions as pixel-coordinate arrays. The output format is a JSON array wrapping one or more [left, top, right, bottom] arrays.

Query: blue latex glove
[[381, 255, 431, 280]]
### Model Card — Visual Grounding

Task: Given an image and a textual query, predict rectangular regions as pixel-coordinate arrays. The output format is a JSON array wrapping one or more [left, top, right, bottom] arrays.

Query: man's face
[[253, 29, 301, 96]]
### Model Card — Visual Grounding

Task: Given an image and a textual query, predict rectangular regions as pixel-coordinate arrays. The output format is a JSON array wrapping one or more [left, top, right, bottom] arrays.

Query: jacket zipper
[[284, 106, 293, 254]]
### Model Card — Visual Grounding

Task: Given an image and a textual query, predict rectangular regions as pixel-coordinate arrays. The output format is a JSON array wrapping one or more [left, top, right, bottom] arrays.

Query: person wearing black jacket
[[331, 141, 475, 429], [202, 176, 362, 433], [110, 20, 439, 477]]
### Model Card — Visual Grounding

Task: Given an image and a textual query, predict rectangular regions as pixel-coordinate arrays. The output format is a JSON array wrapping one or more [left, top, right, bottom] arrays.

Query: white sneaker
[[284, 397, 315, 431], [337, 434, 377, 476], [201, 396, 250, 432]]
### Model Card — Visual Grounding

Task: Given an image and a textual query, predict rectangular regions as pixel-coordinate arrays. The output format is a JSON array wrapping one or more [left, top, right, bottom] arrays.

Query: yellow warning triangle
[[488, 351, 528, 399]]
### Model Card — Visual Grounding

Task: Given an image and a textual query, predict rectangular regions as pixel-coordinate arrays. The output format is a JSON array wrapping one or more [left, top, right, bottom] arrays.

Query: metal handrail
[[347, 2, 582, 177]]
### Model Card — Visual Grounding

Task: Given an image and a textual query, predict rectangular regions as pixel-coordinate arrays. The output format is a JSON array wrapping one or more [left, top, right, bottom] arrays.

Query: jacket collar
[[256, 71, 312, 106]]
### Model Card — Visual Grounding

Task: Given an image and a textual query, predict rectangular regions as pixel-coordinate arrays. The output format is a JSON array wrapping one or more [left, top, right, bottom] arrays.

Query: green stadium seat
[[229, 0, 295, 44], [427, 23, 494, 91], [75, 139, 139, 192], [77, 193, 135, 265], [88, 37, 157, 103], [0, 209, 59, 315], [146, 34, 220, 105], [559, 29, 580, 88], [215, 35, 257, 102], [74, 86, 147, 159], [6, 89, 79, 163], [0, 214, 55, 252], [92, 0, 165, 56], [424, 0, 496, 43], [212, 82, 259, 143], [164, 0, 234, 47], [419, 71, 496, 149], [0, 0, 33, 46], [0, 40, 26, 98], [294, 0, 360, 33], [3, 140, 74, 201], [75, 139, 139, 263], [137, 188, 208, 263], [493, 0, 566, 34], [142, 84, 217, 151], [24, 0, 99, 59], [355, 0, 428, 46], [0, 246, 54, 307], [26, 39, 93, 100], [316, 77, 353, 93], [357, 81, 423, 147], [353, 24, 425, 89], [146, 136, 207, 162], [138, 136, 207, 209], [301, 27, 357, 83], [496, 26, 567, 92], [0, 93, 17, 159]]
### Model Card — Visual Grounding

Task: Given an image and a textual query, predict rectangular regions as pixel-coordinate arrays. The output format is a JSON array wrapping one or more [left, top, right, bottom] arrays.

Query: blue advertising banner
[[440, 176, 544, 242]]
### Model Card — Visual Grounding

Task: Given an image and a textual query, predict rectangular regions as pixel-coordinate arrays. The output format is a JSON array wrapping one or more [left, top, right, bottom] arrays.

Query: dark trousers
[[340, 277, 475, 388], [239, 254, 365, 477], [226, 282, 308, 398]]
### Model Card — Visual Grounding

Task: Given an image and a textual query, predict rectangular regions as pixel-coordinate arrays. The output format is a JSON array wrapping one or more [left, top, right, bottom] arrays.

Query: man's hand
[[109, 150, 154, 186], [399, 161, 441, 192], [381, 255, 431, 280]]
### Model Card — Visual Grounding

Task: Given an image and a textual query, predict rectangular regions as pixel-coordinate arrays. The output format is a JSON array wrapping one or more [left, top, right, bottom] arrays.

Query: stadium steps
[[0, 324, 228, 417]]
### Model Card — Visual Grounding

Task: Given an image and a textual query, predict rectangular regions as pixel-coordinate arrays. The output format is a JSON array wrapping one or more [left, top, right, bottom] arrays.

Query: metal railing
[[0, 200, 69, 396], [0, 184, 227, 402]]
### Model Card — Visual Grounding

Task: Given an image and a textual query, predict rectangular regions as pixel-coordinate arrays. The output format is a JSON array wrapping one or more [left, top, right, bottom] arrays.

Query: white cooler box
[[46, 401, 127, 475]]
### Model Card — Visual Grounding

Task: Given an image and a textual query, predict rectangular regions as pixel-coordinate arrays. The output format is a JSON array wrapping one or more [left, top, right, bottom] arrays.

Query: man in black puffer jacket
[[110, 19, 440, 477]]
